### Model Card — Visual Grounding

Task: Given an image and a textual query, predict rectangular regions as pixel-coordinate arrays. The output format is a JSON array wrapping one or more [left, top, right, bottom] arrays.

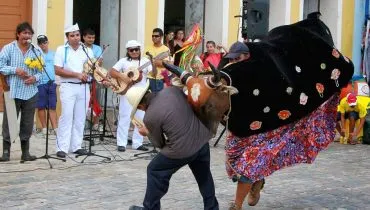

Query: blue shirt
[[39, 50, 55, 84], [91, 44, 102, 59], [0, 41, 42, 100]]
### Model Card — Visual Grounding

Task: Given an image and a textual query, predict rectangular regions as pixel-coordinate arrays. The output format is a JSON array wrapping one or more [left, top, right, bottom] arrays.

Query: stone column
[[100, 0, 120, 107], [185, 0, 205, 53], [100, 0, 120, 69]]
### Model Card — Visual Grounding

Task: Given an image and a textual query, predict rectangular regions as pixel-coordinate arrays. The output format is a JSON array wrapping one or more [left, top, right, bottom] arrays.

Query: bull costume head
[[162, 61, 237, 134], [163, 16, 354, 139]]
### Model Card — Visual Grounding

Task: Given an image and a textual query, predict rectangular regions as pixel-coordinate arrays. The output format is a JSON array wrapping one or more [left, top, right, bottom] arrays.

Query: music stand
[[100, 87, 116, 141], [28, 44, 65, 167], [76, 44, 111, 163]]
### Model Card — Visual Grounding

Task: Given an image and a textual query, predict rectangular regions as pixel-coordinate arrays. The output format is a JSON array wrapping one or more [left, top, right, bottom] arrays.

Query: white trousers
[[117, 95, 144, 149], [56, 83, 90, 153]]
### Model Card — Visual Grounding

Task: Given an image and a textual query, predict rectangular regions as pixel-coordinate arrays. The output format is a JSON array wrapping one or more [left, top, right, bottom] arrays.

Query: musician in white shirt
[[54, 24, 94, 158], [110, 40, 152, 152]]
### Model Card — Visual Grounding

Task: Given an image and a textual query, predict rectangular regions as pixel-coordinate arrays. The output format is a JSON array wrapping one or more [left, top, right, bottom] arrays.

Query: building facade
[[0, 0, 364, 110]]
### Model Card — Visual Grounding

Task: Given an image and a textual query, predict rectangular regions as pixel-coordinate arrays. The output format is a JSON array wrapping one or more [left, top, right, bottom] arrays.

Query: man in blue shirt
[[36, 35, 57, 136], [82, 28, 103, 130], [0, 22, 42, 162]]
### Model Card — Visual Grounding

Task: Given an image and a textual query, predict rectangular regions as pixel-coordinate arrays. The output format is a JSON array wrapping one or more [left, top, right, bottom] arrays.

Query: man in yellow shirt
[[145, 28, 171, 93], [336, 93, 370, 144]]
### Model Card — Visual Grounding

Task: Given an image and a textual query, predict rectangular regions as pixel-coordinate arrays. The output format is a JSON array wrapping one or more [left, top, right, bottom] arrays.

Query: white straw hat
[[126, 80, 150, 119], [125, 40, 141, 49]]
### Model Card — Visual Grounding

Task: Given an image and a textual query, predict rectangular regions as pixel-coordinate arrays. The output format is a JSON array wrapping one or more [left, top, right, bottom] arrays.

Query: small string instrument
[[114, 51, 170, 94]]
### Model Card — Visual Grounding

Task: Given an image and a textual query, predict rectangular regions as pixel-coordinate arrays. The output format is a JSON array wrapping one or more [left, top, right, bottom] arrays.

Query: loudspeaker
[[243, 0, 270, 40]]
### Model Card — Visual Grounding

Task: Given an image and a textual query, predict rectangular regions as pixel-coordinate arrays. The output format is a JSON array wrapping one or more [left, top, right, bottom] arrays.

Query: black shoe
[[73, 149, 88, 155], [117, 146, 126, 152], [128, 205, 144, 210], [20, 141, 36, 161], [56, 151, 66, 158], [0, 141, 11, 162], [136, 145, 149, 151]]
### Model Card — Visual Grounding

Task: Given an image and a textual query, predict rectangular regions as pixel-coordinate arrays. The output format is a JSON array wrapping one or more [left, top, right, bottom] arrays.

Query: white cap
[[64, 23, 80, 33], [126, 80, 150, 119], [125, 40, 141, 49]]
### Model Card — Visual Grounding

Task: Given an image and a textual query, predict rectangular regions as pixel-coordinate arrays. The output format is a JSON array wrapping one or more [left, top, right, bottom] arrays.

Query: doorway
[[73, 0, 101, 44], [164, 0, 185, 34]]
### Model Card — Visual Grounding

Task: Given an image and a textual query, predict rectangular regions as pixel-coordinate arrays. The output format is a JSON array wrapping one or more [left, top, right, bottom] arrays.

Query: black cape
[[221, 18, 354, 137]]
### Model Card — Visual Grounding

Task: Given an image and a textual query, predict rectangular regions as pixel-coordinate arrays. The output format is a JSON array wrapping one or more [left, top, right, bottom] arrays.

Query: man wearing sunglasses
[[145, 28, 172, 93], [109, 40, 151, 152]]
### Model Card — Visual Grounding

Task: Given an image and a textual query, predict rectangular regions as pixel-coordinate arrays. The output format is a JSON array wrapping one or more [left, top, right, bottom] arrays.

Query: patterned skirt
[[225, 94, 339, 182]]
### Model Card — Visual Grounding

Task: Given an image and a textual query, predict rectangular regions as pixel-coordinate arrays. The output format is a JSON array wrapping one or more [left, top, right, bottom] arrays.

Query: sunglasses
[[152, 35, 161, 38], [128, 48, 140, 52]]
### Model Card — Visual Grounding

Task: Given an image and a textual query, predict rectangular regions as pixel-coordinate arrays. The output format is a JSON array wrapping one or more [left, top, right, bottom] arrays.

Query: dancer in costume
[[221, 15, 354, 210], [162, 14, 354, 210]]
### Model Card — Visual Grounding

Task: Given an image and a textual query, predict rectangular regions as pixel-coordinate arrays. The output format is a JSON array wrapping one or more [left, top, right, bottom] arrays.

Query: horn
[[162, 61, 184, 77], [162, 61, 192, 85], [208, 62, 221, 84]]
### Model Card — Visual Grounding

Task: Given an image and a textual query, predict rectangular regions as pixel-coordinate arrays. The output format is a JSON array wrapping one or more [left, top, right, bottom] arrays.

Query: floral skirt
[[225, 94, 339, 182]]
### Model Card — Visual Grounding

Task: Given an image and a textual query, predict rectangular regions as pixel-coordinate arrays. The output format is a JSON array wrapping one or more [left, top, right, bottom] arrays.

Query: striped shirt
[[0, 41, 42, 100]]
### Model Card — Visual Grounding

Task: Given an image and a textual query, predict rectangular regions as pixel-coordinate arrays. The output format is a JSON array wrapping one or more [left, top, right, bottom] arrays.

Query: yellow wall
[[46, 0, 65, 50], [144, 0, 159, 50], [341, 0, 355, 58], [228, 0, 241, 47], [290, 0, 300, 23]]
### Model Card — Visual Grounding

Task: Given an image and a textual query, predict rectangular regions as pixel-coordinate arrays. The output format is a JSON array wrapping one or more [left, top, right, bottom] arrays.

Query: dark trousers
[[2, 94, 38, 143], [143, 143, 219, 210]]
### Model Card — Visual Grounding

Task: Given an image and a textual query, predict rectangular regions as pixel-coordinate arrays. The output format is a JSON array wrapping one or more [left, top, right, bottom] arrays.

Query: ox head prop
[[163, 61, 237, 134]]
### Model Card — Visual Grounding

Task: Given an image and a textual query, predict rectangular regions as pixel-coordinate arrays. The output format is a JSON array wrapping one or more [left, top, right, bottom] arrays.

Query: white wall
[[204, 0, 229, 48], [319, 0, 342, 49], [120, 0, 145, 57], [269, 0, 289, 30], [32, 0, 47, 42]]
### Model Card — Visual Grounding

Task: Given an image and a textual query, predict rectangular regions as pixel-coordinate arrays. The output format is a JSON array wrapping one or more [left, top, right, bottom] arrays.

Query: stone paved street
[[0, 125, 370, 210]]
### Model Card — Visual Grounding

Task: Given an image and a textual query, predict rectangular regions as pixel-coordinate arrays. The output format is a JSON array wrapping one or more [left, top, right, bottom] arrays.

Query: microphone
[[27, 39, 41, 53], [27, 39, 36, 48], [79, 41, 87, 48]]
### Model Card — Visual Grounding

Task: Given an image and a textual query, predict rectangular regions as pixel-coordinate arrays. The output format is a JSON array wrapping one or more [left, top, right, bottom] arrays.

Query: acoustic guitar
[[114, 51, 170, 95]]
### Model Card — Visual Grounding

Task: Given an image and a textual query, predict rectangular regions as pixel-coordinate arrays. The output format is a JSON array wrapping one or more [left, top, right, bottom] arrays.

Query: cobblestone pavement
[[0, 124, 370, 210]]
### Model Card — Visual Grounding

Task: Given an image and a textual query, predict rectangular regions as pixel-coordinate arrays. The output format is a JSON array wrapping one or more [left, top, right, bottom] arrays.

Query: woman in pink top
[[200, 41, 228, 69]]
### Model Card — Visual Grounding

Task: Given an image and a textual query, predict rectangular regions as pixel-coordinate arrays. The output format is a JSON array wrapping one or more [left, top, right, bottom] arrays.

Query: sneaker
[[56, 151, 66, 158], [41, 128, 47, 135], [129, 205, 144, 210], [117, 146, 126, 152], [49, 128, 57, 136], [228, 201, 242, 210], [73, 149, 88, 155], [247, 179, 265, 206], [136, 145, 149, 151]]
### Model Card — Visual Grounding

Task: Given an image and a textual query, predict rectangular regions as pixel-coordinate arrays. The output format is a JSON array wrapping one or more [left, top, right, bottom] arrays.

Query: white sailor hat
[[64, 23, 80, 33]]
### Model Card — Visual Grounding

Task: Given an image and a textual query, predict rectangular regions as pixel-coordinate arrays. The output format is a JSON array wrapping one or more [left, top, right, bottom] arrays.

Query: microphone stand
[[134, 52, 158, 159], [28, 42, 66, 167], [76, 43, 111, 163]]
